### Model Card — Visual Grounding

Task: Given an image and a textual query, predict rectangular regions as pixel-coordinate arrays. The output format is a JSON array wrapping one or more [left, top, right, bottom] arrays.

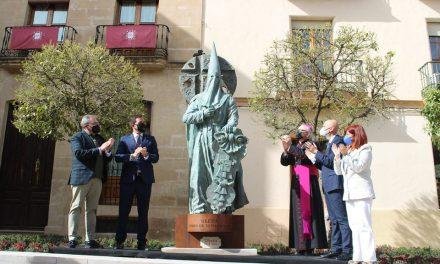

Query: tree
[[13, 41, 145, 140], [249, 26, 394, 138], [421, 87, 440, 148]]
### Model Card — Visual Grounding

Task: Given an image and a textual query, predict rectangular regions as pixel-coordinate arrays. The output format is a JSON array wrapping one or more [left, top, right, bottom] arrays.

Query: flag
[[10, 26, 59, 50], [105, 25, 157, 49]]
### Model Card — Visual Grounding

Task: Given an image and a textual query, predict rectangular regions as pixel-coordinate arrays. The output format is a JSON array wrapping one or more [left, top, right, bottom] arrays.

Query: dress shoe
[[84, 240, 103, 249], [320, 251, 341, 258], [335, 252, 352, 261], [137, 241, 146, 250], [67, 240, 77, 248], [296, 249, 314, 256], [113, 241, 124, 250], [304, 251, 315, 256]]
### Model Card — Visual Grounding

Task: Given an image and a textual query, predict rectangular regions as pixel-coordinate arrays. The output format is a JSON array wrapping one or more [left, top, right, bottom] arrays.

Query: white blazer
[[334, 144, 375, 201]]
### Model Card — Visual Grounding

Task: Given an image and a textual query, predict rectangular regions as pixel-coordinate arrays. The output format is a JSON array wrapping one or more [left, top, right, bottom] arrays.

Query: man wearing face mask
[[114, 115, 159, 250], [305, 120, 352, 261], [68, 115, 114, 249]]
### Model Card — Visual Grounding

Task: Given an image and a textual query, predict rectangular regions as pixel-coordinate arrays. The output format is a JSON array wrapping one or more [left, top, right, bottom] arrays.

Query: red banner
[[105, 25, 157, 49], [10, 26, 59, 50]]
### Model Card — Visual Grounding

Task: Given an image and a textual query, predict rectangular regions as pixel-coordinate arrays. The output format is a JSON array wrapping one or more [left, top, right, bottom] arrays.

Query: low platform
[[52, 247, 345, 263], [161, 247, 258, 255]]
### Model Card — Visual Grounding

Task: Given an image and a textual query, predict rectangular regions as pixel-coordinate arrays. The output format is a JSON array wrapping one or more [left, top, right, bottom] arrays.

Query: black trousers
[[115, 176, 152, 243]]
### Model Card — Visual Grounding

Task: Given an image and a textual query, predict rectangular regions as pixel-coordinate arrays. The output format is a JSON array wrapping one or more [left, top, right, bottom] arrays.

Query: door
[[0, 102, 55, 230]]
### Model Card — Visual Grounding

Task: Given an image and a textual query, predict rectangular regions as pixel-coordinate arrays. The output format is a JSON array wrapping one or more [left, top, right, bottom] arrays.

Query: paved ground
[[51, 247, 346, 264], [0, 251, 236, 264]]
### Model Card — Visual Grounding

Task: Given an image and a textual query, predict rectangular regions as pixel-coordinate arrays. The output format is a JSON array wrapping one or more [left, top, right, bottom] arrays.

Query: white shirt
[[133, 132, 142, 145]]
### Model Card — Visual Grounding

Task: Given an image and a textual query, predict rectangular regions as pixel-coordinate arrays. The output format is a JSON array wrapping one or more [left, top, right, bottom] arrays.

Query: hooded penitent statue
[[182, 44, 249, 214]]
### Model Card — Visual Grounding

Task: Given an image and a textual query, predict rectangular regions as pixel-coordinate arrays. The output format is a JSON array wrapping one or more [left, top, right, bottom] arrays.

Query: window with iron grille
[[99, 100, 152, 205]]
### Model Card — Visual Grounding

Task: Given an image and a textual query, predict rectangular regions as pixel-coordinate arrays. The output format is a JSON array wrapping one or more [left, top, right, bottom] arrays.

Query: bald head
[[323, 119, 339, 135]]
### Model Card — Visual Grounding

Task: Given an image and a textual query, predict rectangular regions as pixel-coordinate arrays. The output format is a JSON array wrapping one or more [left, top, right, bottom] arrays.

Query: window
[[430, 36, 440, 61], [29, 4, 68, 26], [291, 20, 332, 82], [291, 20, 332, 49], [118, 0, 157, 25], [428, 22, 440, 61]]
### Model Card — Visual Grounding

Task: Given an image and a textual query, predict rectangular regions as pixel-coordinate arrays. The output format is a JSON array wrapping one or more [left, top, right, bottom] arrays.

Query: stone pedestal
[[174, 214, 245, 248]]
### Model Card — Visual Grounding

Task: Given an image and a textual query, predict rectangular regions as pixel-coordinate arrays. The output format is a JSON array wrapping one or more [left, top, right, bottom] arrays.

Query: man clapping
[[67, 115, 114, 249]]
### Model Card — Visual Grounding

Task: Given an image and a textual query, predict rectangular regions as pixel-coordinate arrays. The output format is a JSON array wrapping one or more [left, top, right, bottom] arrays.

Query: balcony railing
[[0, 25, 77, 65], [95, 24, 170, 67], [419, 61, 440, 89]]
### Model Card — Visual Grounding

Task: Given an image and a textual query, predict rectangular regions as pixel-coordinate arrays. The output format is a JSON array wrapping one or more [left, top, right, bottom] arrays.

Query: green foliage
[[13, 41, 145, 140], [421, 87, 440, 148], [248, 243, 440, 262], [248, 242, 294, 255], [250, 26, 394, 138], [0, 233, 65, 252], [376, 245, 440, 264], [435, 164, 440, 179], [0, 233, 174, 252]]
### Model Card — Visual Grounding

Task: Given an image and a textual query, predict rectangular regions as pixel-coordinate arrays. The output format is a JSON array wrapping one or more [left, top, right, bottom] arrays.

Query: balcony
[[0, 25, 77, 68], [419, 61, 440, 89], [95, 24, 170, 69]]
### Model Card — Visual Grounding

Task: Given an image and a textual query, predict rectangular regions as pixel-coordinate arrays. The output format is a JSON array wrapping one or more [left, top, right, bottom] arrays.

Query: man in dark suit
[[114, 115, 159, 250], [305, 120, 352, 261], [68, 115, 114, 248]]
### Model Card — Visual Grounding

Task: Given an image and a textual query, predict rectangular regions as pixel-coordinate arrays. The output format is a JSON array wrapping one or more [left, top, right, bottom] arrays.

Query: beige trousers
[[68, 178, 102, 242]]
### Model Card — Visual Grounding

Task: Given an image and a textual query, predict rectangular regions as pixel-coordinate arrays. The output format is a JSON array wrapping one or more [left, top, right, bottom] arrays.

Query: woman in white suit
[[332, 124, 376, 264]]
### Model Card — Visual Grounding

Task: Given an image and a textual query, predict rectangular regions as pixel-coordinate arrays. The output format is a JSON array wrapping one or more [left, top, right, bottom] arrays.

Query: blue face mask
[[343, 135, 352, 146]]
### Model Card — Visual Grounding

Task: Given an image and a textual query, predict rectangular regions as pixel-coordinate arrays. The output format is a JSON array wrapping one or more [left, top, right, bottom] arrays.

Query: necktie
[[136, 134, 141, 148]]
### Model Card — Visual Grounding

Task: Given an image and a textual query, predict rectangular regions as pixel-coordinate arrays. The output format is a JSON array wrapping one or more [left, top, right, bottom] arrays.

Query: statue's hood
[[201, 43, 224, 108]]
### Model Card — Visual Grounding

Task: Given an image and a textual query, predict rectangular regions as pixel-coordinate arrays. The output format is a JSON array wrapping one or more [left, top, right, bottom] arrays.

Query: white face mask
[[319, 127, 329, 137]]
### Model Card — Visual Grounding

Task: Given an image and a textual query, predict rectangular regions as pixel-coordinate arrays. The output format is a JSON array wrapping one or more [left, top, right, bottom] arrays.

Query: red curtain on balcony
[[105, 25, 157, 49], [10, 26, 59, 50]]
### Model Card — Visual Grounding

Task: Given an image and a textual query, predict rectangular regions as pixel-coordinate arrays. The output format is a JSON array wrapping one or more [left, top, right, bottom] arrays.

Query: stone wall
[[0, 0, 202, 241]]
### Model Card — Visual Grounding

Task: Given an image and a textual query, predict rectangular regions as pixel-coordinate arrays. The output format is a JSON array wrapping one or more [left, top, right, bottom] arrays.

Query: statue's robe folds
[[182, 93, 248, 214]]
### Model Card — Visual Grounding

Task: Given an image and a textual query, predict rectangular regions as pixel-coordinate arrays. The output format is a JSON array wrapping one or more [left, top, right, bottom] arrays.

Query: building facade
[[0, 0, 439, 247]]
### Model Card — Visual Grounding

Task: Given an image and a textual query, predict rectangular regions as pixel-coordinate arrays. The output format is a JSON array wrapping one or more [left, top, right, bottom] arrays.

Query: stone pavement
[[0, 251, 240, 264], [51, 247, 345, 264]]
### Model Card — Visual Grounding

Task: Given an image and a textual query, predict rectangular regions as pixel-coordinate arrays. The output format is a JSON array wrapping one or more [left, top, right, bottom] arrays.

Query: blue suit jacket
[[115, 133, 159, 184], [315, 135, 344, 193], [69, 131, 111, 186]]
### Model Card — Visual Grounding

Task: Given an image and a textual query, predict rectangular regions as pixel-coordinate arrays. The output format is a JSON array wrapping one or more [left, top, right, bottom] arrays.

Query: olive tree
[[250, 26, 394, 138], [13, 41, 145, 140]]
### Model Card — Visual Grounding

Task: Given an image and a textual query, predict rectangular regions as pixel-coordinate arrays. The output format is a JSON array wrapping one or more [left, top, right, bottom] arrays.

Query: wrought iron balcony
[[0, 25, 77, 67], [419, 61, 440, 89], [95, 24, 170, 68]]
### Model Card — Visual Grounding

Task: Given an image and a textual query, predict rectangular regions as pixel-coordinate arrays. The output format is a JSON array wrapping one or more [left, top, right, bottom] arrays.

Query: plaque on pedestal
[[175, 214, 244, 248]]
